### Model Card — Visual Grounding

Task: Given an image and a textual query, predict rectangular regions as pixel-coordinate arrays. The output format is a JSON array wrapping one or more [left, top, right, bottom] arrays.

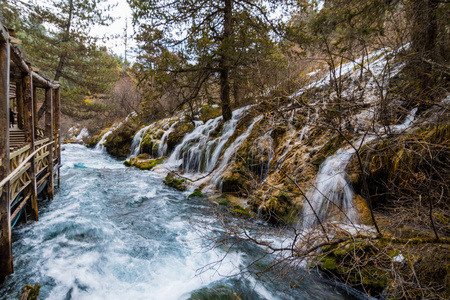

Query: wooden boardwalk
[[0, 23, 61, 280]]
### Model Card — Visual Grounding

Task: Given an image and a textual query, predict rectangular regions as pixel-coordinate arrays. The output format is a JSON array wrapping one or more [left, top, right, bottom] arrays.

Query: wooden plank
[[44, 88, 54, 199], [9, 37, 22, 45], [10, 195, 30, 221], [23, 72, 38, 220], [33, 86, 37, 135], [0, 36, 13, 277], [35, 152, 49, 162], [10, 145, 31, 160], [10, 180, 31, 203], [10, 163, 30, 184], [37, 172, 50, 187], [0, 141, 52, 190]]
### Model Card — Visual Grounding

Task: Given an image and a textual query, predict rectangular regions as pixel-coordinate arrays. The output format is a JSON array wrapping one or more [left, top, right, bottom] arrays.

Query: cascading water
[[250, 129, 274, 180], [96, 112, 137, 153], [301, 144, 360, 229], [0, 144, 360, 300], [209, 115, 264, 190], [94, 129, 113, 152], [302, 108, 418, 229], [128, 124, 152, 158], [157, 121, 178, 157], [167, 105, 252, 173]]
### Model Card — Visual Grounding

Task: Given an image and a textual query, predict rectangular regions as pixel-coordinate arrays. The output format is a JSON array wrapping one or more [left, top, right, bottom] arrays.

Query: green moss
[[124, 157, 165, 170], [199, 105, 222, 123], [321, 257, 337, 270], [152, 142, 160, 153], [221, 169, 251, 196], [104, 121, 141, 158], [230, 206, 251, 218], [155, 130, 165, 139], [167, 121, 195, 151], [22, 284, 40, 300], [188, 285, 242, 300], [321, 134, 349, 156], [164, 172, 187, 191], [188, 190, 205, 199]]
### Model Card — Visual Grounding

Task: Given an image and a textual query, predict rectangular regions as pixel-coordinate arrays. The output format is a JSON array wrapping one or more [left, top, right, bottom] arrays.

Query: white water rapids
[[0, 145, 362, 300]]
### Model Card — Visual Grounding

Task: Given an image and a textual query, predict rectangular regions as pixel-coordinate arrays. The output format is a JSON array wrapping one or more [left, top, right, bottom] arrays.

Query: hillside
[[89, 47, 449, 298]]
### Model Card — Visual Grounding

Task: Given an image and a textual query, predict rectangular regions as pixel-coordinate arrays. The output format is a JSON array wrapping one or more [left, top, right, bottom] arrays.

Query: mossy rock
[[188, 190, 205, 199], [230, 205, 251, 218], [199, 105, 222, 123], [105, 121, 140, 158], [164, 172, 187, 191], [167, 121, 195, 152], [221, 169, 251, 196], [155, 130, 165, 139], [188, 285, 242, 300], [271, 125, 287, 148], [320, 134, 350, 157], [353, 194, 372, 225], [140, 134, 155, 156], [259, 192, 301, 225], [124, 157, 165, 170], [21, 283, 40, 300]]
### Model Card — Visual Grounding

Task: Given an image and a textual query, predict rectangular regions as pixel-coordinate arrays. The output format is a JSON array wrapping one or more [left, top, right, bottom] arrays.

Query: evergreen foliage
[[128, 0, 299, 121]]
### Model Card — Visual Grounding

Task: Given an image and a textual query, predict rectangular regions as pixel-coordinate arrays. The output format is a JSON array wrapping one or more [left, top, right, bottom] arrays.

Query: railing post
[[23, 70, 38, 221], [44, 88, 54, 199], [15, 79, 22, 129], [0, 35, 13, 278], [53, 88, 61, 187], [33, 85, 37, 136]]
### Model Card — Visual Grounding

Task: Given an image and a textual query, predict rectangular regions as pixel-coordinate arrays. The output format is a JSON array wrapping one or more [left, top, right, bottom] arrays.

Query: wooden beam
[[0, 37, 13, 278], [0, 26, 8, 43], [9, 44, 59, 89], [9, 38, 21, 45], [33, 85, 37, 136], [23, 71, 38, 221], [44, 88, 54, 199], [54, 88, 61, 187], [16, 80, 23, 129]]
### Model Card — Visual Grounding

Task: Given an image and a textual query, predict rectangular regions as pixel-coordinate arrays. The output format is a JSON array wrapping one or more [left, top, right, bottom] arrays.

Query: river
[[0, 144, 362, 300]]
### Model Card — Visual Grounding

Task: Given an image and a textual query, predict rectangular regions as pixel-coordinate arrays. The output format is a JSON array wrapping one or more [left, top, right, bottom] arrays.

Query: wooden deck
[[1, 22, 61, 279]]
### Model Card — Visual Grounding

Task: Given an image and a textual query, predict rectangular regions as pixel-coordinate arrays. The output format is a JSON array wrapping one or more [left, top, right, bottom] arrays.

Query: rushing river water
[[0, 144, 362, 300]]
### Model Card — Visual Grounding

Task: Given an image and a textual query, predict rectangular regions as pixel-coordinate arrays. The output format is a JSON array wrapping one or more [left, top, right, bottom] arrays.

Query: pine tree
[[129, 0, 298, 121]]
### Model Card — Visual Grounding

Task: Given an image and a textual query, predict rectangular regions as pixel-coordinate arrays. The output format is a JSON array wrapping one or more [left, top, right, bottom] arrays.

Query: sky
[[90, 0, 137, 61]]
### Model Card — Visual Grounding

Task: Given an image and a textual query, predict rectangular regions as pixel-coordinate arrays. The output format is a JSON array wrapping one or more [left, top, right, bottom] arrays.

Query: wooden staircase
[[9, 127, 26, 152]]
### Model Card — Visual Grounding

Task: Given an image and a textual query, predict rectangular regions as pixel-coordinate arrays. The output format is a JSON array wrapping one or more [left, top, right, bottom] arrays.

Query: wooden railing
[[0, 141, 53, 218]]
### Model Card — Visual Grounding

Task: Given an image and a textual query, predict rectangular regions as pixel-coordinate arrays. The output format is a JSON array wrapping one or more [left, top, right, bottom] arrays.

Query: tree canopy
[[129, 0, 299, 121]]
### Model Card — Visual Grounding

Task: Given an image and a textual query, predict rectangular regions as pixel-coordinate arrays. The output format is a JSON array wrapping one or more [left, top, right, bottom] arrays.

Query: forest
[[1, 0, 449, 299]]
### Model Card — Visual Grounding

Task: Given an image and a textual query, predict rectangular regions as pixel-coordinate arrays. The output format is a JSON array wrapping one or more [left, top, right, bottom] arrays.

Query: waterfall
[[210, 115, 263, 190], [95, 130, 114, 152], [94, 112, 136, 153], [128, 125, 152, 158], [167, 105, 252, 173], [157, 121, 178, 157], [301, 145, 359, 228], [302, 107, 418, 229], [251, 129, 274, 180]]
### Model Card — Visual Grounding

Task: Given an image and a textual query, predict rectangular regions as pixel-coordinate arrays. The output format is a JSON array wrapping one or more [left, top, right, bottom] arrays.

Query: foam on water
[[0, 144, 358, 300]]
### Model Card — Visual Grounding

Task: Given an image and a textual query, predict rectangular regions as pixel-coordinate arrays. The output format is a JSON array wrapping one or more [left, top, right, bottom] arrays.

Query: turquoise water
[[0, 144, 362, 300]]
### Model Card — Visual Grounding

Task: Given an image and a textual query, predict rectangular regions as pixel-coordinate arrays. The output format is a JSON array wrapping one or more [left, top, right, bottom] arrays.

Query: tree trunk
[[54, 0, 73, 81], [219, 0, 233, 122]]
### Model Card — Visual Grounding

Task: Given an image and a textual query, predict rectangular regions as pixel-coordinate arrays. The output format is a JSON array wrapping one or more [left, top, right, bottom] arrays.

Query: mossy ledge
[[163, 172, 188, 191], [124, 155, 166, 170]]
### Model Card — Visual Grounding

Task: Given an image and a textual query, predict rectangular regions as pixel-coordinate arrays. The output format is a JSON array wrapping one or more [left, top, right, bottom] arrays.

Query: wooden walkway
[[0, 23, 61, 280]]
